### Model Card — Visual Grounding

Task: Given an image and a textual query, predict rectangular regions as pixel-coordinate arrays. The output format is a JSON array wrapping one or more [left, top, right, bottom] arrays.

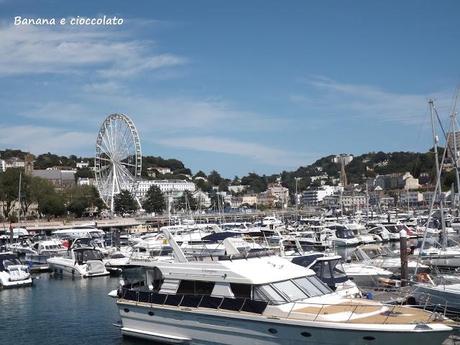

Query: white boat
[[352, 245, 430, 275], [289, 252, 361, 298], [24, 239, 68, 271], [47, 244, 109, 278], [0, 253, 32, 288], [366, 225, 390, 242], [320, 226, 360, 247], [342, 261, 394, 288], [342, 223, 376, 244], [412, 277, 460, 316], [52, 227, 105, 240], [109, 231, 453, 345], [416, 238, 460, 269]]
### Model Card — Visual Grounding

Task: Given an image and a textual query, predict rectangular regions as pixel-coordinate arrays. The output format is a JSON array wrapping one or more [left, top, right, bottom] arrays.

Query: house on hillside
[[32, 169, 76, 189]]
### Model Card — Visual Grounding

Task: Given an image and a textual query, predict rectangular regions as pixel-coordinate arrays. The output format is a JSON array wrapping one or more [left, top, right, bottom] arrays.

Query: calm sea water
[[0, 273, 152, 345]]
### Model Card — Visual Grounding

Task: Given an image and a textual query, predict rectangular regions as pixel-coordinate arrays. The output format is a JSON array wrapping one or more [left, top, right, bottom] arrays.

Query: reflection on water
[[0, 273, 141, 345]]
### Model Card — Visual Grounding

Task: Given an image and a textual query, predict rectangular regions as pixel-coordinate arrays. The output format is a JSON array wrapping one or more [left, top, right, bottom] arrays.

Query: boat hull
[[0, 277, 32, 288], [116, 301, 451, 345], [48, 260, 109, 278]]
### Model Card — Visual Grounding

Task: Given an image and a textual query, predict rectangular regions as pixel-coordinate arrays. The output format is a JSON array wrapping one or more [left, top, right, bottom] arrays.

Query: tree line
[[0, 168, 105, 221]]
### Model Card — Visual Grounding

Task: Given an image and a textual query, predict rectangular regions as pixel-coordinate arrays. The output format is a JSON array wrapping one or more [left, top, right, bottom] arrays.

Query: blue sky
[[1, 0, 459, 177]]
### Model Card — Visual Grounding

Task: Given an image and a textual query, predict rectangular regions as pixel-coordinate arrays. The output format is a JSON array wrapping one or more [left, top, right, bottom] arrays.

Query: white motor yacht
[[47, 243, 109, 278], [24, 239, 68, 271], [320, 226, 360, 247], [416, 238, 460, 269], [0, 253, 32, 288], [352, 245, 430, 275], [109, 231, 453, 345], [289, 252, 361, 298], [342, 262, 394, 288]]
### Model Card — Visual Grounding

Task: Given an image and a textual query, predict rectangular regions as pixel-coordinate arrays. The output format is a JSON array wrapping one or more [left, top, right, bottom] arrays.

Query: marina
[[3, 212, 460, 344]]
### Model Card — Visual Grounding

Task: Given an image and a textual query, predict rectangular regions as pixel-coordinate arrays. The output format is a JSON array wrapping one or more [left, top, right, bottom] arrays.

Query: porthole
[[268, 328, 278, 334], [301, 332, 312, 337], [148, 311, 154, 316], [123, 308, 130, 313], [363, 336, 375, 341]]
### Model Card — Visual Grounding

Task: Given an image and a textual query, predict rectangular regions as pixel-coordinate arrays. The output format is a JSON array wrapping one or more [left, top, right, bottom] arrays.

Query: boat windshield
[[336, 229, 355, 239], [75, 249, 103, 262], [253, 276, 331, 304], [2, 258, 21, 269]]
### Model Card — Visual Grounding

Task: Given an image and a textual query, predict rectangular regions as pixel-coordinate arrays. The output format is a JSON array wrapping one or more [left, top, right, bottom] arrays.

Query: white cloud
[[292, 76, 453, 125], [0, 23, 186, 77], [20, 102, 100, 123], [0, 124, 94, 155], [154, 136, 313, 167], [22, 92, 286, 134]]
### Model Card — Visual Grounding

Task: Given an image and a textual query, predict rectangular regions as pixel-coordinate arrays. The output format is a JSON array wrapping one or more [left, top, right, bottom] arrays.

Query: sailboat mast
[[430, 100, 447, 249], [17, 171, 22, 223]]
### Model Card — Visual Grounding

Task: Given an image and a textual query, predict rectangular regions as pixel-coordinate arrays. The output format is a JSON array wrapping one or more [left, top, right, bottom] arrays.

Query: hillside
[[1, 148, 452, 194]]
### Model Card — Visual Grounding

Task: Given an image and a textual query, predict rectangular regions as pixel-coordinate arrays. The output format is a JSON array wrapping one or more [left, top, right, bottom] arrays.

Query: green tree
[[114, 190, 138, 215], [65, 185, 105, 217], [176, 190, 197, 211], [39, 193, 66, 219], [195, 178, 211, 192], [142, 185, 166, 214], [74, 167, 95, 180], [19, 173, 34, 217], [194, 170, 207, 179], [241, 173, 267, 193], [0, 168, 22, 219], [208, 170, 223, 186]]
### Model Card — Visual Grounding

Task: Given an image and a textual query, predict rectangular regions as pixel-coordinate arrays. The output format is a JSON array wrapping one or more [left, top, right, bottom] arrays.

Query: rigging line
[[433, 105, 460, 172]]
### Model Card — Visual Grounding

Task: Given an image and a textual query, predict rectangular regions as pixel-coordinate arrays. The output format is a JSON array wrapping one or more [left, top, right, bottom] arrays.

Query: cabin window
[[332, 260, 346, 278], [253, 284, 286, 304], [272, 280, 308, 301], [230, 283, 252, 298], [308, 276, 332, 294], [176, 280, 215, 295], [292, 277, 328, 297], [321, 262, 333, 279]]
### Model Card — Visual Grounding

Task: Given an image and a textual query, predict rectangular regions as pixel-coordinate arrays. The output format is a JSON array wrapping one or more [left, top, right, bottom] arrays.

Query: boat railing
[[416, 291, 449, 318], [119, 286, 448, 323]]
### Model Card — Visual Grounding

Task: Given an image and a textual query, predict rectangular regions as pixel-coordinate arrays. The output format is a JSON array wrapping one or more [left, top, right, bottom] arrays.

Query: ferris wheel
[[95, 114, 142, 212]]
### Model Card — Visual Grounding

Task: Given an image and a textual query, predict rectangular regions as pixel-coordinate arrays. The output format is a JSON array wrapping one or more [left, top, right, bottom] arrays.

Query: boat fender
[[416, 273, 429, 283], [365, 292, 373, 300]]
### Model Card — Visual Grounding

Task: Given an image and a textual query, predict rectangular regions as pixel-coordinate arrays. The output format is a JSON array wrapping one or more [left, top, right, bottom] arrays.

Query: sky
[[1, 0, 460, 177]]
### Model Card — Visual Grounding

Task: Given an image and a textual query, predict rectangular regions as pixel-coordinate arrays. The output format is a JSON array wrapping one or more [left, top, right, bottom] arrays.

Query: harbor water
[[0, 273, 147, 345]]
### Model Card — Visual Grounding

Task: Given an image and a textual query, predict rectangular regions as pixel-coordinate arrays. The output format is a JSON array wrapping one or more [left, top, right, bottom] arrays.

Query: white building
[[154, 167, 172, 175], [4, 157, 25, 169], [402, 172, 420, 190], [137, 179, 196, 199], [341, 194, 367, 208], [399, 191, 423, 205], [302, 185, 337, 205], [77, 177, 95, 186], [267, 183, 289, 206], [0, 159, 5, 172], [228, 185, 247, 194], [193, 190, 211, 208], [76, 161, 90, 169]]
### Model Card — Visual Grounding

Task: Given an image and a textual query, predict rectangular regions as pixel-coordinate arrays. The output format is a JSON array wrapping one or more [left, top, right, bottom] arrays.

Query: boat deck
[[295, 302, 440, 324]]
